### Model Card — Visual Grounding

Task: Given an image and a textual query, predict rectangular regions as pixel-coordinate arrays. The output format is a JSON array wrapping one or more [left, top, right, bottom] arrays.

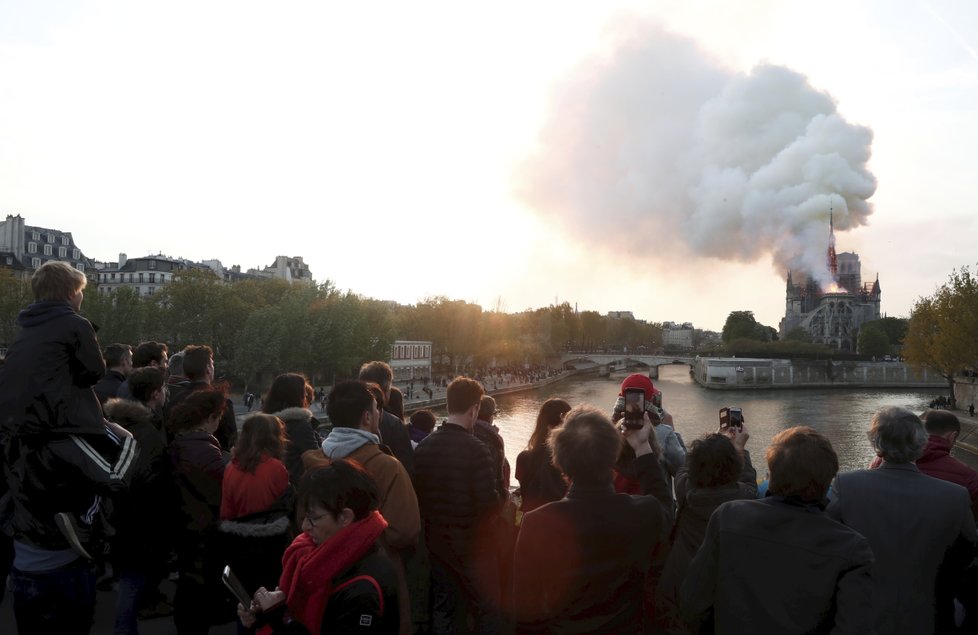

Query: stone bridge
[[560, 353, 696, 378]]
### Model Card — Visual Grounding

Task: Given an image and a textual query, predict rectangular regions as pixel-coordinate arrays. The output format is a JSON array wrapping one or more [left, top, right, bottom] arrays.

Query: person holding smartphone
[[236, 460, 399, 634], [611, 374, 686, 500]]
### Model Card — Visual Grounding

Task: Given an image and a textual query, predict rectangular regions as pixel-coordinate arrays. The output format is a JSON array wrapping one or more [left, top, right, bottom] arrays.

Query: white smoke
[[517, 22, 876, 287]]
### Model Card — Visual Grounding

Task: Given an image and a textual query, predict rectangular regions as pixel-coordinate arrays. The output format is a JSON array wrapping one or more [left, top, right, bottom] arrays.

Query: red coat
[[917, 435, 978, 521]]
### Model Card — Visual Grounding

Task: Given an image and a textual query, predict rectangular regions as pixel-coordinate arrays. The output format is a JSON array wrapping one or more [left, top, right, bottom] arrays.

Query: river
[[482, 365, 943, 474]]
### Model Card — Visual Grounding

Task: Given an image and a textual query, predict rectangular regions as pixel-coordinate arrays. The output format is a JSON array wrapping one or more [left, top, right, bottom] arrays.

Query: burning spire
[[827, 202, 838, 280]]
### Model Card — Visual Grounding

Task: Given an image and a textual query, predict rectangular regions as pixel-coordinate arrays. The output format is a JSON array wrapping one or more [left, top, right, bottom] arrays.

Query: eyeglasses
[[303, 511, 331, 527]]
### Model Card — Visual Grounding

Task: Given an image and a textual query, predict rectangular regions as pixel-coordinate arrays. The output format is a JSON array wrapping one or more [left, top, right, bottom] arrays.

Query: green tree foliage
[[904, 265, 978, 402], [873, 317, 909, 346], [857, 322, 890, 358], [721, 311, 776, 343], [783, 326, 813, 343], [0, 270, 31, 347]]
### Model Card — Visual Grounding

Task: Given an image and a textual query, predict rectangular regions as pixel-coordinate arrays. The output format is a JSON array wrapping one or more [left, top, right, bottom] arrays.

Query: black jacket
[[94, 370, 127, 406], [516, 447, 566, 513], [681, 496, 874, 634], [474, 419, 510, 500], [379, 411, 414, 479], [1, 424, 138, 551], [103, 399, 171, 564], [0, 301, 138, 553], [0, 300, 106, 436], [262, 545, 400, 634], [168, 431, 228, 533], [270, 407, 321, 485], [414, 422, 502, 574], [512, 453, 673, 633]]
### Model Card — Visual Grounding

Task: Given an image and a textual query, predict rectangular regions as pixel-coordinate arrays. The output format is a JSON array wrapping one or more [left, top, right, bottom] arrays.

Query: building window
[[31, 257, 40, 268], [148, 273, 156, 283], [43, 244, 52, 256], [4, 256, 10, 265], [61, 236, 69, 246], [110, 273, 116, 280], [148, 287, 155, 295], [31, 231, 39, 241], [47, 233, 53, 243], [72, 249, 79, 259], [58, 247, 66, 258], [128, 273, 133, 283], [28, 242, 36, 253], [148, 260, 157, 270], [138, 272, 144, 283], [76, 263, 84, 272]]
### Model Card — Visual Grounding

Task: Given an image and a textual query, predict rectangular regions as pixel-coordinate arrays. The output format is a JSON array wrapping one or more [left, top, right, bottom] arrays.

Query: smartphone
[[222, 565, 252, 607], [622, 388, 646, 429], [719, 407, 744, 430]]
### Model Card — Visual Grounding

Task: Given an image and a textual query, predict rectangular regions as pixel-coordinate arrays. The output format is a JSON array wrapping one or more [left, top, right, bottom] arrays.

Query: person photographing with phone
[[653, 407, 758, 633], [235, 460, 399, 634], [611, 374, 686, 499]]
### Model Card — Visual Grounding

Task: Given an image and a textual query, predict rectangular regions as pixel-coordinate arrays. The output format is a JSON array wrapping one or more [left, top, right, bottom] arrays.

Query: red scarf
[[278, 510, 388, 634]]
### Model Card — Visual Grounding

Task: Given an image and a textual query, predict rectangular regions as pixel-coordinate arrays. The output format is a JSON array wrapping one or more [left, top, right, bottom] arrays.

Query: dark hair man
[[681, 426, 873, 633], [166, 345, 237, 450], [358, 361, 414, 478], [128, 366, 167, 432], [116, 341, 169, 400], [94, 343, 132, 405], [827, 408, 977, 634], [414, 377, 504, 632], [306, 381, 420, 551], [303, 380, 420, 633], [513, 405, 673, 632]]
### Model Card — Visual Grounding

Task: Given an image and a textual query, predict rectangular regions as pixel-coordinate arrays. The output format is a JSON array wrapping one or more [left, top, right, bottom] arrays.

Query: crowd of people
[[1, 261, 978, 634]]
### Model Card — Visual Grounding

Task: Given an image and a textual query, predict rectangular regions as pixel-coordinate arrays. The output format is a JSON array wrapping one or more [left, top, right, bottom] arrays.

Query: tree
[[857, 322, 890, 358], [873, 317, 909, 347], [903, 265, 978, 405], [784, 326, 813, 343], [722, 311, 758, 342], [0, 270, 31, 348]]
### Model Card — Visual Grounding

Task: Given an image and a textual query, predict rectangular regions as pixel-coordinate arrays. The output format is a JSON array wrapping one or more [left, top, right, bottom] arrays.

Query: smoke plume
[[517, 22, 876, 287]]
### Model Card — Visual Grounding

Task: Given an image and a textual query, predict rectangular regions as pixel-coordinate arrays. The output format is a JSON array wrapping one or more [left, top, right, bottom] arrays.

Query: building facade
[[93, 253, 204, 296], [390, 340, 432, 382], [662, 321, 695, 351], [0, 213, 90, 278], [779, 216, 881, 351]]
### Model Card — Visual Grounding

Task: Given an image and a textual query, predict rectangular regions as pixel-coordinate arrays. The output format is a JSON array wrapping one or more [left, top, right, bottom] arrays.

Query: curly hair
[[686, 434, 742, 488], [233, 414, 287, 473], [167, 387, 227, 433]]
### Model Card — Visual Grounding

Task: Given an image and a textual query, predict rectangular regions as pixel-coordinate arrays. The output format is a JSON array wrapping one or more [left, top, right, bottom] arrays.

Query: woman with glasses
[[236, 460, 399, 633]]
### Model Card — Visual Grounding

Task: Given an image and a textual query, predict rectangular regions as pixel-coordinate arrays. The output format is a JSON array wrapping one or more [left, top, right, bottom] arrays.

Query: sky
[[1, 0, 977, 331]]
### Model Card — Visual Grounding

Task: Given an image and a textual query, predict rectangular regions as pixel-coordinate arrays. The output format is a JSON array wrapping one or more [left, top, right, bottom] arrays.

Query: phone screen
[[623, 389, 645, 424], [222, 565, 252, 607]]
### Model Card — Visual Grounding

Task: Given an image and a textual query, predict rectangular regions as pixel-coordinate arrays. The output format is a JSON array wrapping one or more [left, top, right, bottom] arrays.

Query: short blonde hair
[[31, 261, 87, 302]]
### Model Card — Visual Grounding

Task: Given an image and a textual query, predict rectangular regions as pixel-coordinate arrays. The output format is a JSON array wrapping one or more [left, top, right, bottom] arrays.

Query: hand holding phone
[[718, 407, 744, 431], [622, 388, 646, 429]]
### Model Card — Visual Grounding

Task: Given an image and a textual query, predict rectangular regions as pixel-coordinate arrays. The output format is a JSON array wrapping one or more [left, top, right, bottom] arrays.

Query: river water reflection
[[479, 365, 941, 474]]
